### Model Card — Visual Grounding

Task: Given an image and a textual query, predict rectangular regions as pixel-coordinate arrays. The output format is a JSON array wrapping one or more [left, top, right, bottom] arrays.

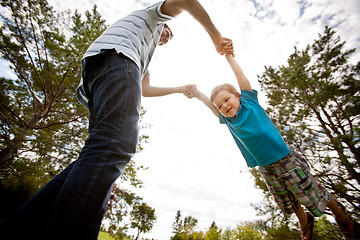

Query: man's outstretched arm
[[161, 0, 233, 55], [142, 73, 193, 97]]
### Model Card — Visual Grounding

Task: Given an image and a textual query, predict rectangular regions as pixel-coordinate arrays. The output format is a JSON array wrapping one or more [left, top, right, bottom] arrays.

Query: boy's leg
[[295, 201, 308, 228], [327, 196, 347, 224], [258, 165, 299, 215], [43, 50, 141, 240], [277, 150, 330, 217], [328, 196, 360, 239], [259, 151, 324, 240], [280, 150, 360, 239], [295, 201, 314, 240]]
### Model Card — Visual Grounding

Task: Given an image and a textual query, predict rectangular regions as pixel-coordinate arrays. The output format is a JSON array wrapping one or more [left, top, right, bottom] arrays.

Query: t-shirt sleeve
[[146, 1, 174, 22], [240, 89, 259, 104], [219, 113, 226, 124]]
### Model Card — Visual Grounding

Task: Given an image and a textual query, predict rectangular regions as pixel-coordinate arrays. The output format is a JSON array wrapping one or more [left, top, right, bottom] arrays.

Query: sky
[[1, 0, 360, 239]]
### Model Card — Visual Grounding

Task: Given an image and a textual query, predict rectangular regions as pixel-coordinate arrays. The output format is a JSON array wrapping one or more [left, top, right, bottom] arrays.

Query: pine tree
[[255, 26, 360, 221]]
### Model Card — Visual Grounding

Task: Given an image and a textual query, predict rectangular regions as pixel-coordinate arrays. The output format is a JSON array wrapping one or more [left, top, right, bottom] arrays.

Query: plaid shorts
[[258, 150, 330, 217]]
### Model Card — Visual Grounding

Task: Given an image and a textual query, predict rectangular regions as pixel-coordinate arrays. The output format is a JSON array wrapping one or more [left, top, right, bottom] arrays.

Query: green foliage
[[265, 223, 298, 240], [171, 210, 200, 240], [130, 202, 156, 240], [230, 224, 263, 240], [105, 185, 139, 238], [183, 215, 199, 234], [221, 227, 232, 240], [0, 159, 52, 217], [254, 26, 360, 224], [103, 184, 157, 239], [167, 210, 343, 239], [205, 222, 222, 240], [172, 210, 183, 236], [170, 211, 266, 239], [313, 216, 343, 240], [263, 215, 343, 239]]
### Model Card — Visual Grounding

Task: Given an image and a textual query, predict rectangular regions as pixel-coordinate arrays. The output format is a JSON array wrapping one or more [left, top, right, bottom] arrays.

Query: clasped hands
[[216, 37, 234, 56], [182, 84, 198, 99]]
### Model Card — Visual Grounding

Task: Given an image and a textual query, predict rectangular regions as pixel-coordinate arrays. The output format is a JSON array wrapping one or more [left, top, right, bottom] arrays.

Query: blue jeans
[[0, 49, 141, 239]]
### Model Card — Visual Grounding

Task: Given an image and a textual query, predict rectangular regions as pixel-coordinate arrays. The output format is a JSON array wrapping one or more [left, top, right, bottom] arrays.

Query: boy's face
[[212, 90, 241, 118]]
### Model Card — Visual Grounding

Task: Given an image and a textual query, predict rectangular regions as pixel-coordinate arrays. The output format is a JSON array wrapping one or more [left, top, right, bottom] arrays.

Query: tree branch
[[33, 113, 88, 130], [0, 99, 27, 128], [10, 2, 42, 100], [3, 52, 43, 107]]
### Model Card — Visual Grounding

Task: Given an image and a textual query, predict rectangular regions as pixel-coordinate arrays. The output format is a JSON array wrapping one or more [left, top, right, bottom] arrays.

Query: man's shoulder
[[146, 1, 173, 21]]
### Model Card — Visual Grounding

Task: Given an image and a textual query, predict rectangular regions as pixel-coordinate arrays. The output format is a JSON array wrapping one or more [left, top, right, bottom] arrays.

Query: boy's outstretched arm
[[142, 73, 192, 97], [191, 87, 219, 117], [225, 54, 252, 91]]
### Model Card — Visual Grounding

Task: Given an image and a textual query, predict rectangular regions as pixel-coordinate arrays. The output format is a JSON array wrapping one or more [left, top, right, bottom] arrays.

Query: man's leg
[[43, 51, 142, 240]]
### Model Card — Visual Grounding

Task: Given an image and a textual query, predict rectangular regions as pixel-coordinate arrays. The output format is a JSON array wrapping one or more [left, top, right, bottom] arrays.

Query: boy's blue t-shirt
[[219, 90, 290, 168]]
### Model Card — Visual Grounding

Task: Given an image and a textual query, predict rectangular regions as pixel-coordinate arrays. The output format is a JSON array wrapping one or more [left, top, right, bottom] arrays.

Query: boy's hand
[[216, 37, 234, 56], [182, 84, 198, 99]]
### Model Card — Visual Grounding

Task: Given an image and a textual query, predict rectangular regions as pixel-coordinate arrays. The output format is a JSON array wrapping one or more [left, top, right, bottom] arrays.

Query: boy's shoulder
[[240, 89, 258, 101], [241, 89, 257, 95]]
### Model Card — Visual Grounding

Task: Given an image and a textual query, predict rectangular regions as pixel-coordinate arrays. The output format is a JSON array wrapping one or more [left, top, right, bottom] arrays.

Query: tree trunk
[[0, 139, 21, 166]]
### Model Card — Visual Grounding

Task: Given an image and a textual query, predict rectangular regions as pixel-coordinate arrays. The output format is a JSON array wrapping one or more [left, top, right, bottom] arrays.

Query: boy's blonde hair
[[210, 83, 239, 103]]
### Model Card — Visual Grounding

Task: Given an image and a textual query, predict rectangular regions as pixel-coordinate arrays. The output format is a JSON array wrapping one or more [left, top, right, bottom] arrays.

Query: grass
[[98, 231, 116, 240], [98, 231, 132, 240], [98, 231, 131, 240]]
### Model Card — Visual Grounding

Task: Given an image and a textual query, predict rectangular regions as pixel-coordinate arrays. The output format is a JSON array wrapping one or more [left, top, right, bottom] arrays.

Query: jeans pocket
[[83, 49, 117, 97]]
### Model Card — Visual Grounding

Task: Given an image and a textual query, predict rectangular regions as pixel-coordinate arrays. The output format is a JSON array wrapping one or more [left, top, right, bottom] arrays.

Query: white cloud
[[0, 63, 15, 80]]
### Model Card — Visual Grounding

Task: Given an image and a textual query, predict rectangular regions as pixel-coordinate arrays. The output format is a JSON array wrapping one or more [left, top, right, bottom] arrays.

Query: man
[[0, 0, 233, 239]]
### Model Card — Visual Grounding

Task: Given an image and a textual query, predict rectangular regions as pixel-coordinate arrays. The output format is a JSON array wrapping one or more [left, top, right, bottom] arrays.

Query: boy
[[189, 54, 360, 240]]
